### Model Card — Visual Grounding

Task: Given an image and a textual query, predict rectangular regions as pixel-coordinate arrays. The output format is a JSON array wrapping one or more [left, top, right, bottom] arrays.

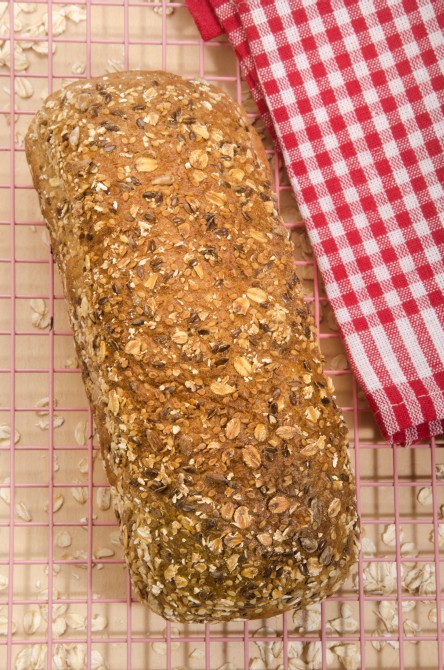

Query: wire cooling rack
[[0, 2, 443, 669]]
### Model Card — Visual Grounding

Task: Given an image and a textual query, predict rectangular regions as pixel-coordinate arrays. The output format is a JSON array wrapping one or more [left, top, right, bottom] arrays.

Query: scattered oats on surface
[[428, 605, 444, 624], [14, 76, 33, 98], [0, 42, 29, 71], [306, 641, 334, 670], [328, 613, 359, 634], [109, 530, 121, 547], [96, 487, 111, 511], [71, 484, 88, 504], [0, 425, 20, 446], [64, 355, 78, 369], [0, 574, 8, 591], [71, 61, 86, 75], [66, 644, 86, 670], [23, 609, 41, 635], [61, 4, 87, 23], [436, 463, 444, 480], [52, 616, 67, 637], [74, 420, 88, 446], [94, 547, 114, 559], [78, 457, 88, 474], [15, 644, 47, 670], [0, 614, 14, 636], [360, 536, 376, 555], [43, 8, 66, 36], [0, 478, 10, 505], [66, 613, 86, 630], [91, 613, 107, 632], [362, 561, 397, 595], [292, 604, 322, 633], [17, 3, 38, 13], [403, 619, 420, 640], [333, 643, 361, 670], [44, 493, 64, 514], [249, 660, 266, 670], [151, 641, 167, 656], [91, 649, 109, 670], [417, 486, 433, 506], [56, 530, 72, 548], [152, 0, 175, 16], [330, 354, 349, 370], [403, 562, 435, 595], [39, 227, 51, 247], [382, 523, 404, 547], [35, 396, 58, 416], [106, 57, 124, 73], [400, 541, 418, 556], [15, 501, 32, 522], [429, 523, 444, 547], [36, 415, 64, 430]]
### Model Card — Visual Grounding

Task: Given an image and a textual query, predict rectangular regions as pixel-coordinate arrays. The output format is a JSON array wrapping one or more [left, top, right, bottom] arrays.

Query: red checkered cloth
[[186, 0, 444, 446]]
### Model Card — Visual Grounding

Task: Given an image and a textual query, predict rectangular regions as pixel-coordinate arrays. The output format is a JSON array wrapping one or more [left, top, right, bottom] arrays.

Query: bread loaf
[[25, 71, 358, 623]]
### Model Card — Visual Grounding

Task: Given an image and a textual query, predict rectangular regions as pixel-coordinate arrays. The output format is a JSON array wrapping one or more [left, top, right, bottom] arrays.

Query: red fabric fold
[[187, 0, 444, 446], [185, 0, 222, 41]]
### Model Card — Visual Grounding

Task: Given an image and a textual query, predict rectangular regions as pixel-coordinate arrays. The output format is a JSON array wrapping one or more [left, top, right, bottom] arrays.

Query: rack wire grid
[[0, 1, 443, 669]]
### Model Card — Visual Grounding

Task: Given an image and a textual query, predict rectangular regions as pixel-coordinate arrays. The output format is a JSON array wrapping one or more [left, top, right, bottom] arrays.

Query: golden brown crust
[[25, 71, 358, 622]]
